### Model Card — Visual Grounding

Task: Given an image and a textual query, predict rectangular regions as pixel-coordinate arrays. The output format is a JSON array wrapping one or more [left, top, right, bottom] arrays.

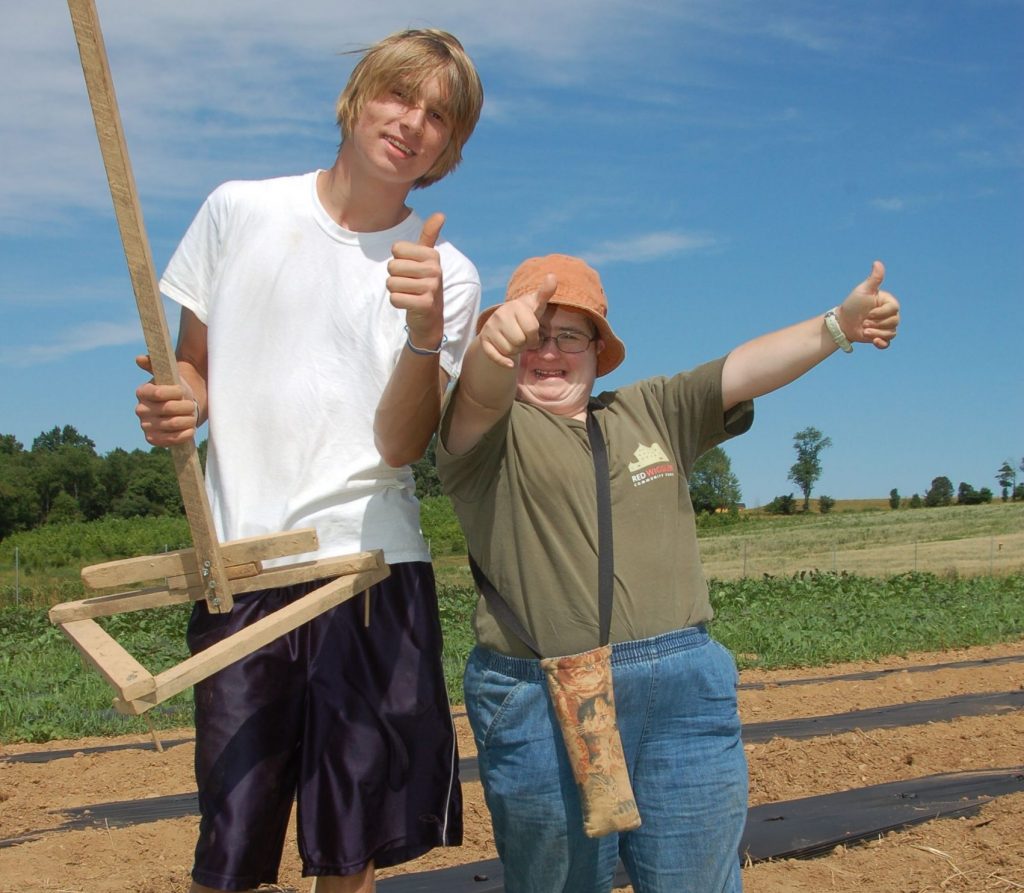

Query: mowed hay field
[[697, 501, 1024, 581], [433, 501, 1024, 589]]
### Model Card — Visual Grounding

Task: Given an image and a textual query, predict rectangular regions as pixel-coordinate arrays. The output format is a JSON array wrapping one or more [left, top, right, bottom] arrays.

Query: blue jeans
[[464, 626, 746, 893]]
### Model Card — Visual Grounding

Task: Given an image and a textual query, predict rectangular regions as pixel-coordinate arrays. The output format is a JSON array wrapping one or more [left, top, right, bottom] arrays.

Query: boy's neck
[[317, 156, 414, 233]]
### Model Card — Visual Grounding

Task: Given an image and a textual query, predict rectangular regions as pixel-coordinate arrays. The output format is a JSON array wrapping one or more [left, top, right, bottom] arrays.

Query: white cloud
[[3, 1, 878, 234], [0, 321, 142, 367], [870, 197, 907, 212], [583, 231, 719, 265]]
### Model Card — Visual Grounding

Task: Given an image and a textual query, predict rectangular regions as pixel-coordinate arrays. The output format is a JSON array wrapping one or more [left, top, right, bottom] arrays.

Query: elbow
[[375, 435, 429, 469], [380, 449, 415, 469]]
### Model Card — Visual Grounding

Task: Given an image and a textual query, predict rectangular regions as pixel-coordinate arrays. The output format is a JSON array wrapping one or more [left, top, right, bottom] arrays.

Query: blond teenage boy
[[135, 30, 483, 893]]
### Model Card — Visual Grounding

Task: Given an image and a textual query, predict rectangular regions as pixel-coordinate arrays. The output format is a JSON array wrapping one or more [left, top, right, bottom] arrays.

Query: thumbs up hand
[[835, 260, 901, 350], [388, 212, 447, 351], [479, 274, 558, 368]]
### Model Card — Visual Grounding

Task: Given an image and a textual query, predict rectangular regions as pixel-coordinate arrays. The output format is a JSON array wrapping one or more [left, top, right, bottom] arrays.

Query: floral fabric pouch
[[540, 644, 641, 837]]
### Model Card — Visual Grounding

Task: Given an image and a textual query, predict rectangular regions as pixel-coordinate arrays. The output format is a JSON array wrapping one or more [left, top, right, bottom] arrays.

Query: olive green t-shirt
[[437, 356, 754, 658]]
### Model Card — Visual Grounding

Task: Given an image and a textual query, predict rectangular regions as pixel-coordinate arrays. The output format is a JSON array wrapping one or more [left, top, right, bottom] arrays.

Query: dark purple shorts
[[185, 561, 462, 891]]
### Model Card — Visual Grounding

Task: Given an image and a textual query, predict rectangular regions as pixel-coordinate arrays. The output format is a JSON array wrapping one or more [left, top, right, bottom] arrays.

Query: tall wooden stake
[[67, 0, 232, 610]]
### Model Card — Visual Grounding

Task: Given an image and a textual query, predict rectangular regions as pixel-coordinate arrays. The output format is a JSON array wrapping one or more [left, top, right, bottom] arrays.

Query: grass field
[[1, 501, 1022, 743], [433, 501, 1024, 588], [698, 501, 1024, 580]]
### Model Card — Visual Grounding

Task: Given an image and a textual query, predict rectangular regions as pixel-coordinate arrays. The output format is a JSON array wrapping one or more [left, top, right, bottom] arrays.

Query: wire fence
[[699, 533, 1024, 581], [3, 534, 1022, 608], [1, 543, 191, 608]]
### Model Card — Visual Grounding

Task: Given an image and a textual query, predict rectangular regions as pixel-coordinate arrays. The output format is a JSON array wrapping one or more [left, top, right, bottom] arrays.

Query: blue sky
[[2, 0, 1021, 507]]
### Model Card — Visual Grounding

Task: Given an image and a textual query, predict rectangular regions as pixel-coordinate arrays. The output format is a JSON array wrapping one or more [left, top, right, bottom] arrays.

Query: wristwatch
[[824, 308, 853, 353]]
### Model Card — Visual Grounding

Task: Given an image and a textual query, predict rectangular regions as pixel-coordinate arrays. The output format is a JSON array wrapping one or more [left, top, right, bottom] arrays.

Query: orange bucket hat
[[476, 254, 626, 377]]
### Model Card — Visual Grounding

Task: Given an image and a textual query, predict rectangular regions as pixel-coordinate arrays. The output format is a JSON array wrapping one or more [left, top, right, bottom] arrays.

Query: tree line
[[0, 426, 189, 539], [2, 424, 1020, 540], [688, 426, 1024, 516]]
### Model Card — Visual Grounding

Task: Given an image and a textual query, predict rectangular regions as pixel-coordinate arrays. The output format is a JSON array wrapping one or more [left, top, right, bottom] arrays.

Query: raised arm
[[444, 275, 557, 456], [374, 213, 452, 467], [135, 307, 209, 447], [721, 261, 900, 410]]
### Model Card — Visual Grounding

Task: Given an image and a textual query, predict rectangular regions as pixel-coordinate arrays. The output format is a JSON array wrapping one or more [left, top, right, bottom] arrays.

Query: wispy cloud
[[870, 197, 907, 212], [1, 321, 142, 367], [2, 1, 887, 234], [583, 231, 719, 266]]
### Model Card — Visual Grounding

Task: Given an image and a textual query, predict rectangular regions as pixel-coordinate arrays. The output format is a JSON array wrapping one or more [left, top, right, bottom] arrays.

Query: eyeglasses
[[535, 331, 597, 354]]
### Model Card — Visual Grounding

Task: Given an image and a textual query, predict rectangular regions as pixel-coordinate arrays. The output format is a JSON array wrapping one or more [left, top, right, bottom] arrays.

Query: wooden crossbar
[[115, 563, 388, 715], [53, 551, 389, 715], [49, 550, 385, 624], [58, 619, 157, 702], [78, 529, 320, 591]]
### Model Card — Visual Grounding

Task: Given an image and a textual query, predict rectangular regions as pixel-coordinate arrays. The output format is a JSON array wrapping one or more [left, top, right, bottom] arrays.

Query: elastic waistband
[[472, 625, 709, 682]]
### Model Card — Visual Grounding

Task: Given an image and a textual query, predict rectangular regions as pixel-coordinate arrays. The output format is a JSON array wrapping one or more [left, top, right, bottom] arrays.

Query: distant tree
[[57, 445, 102, 515], [957, 481, 981, 505], [31, 425, 96, 454], [818, 494, 835, 514], [909, 493, 923, 509], [25, 426, 102, 521], [412, 438, 442, 500], [1014, 483, 1024, 501], [98, 447, 134, 513], [996, 461, 1016, 502], [925, 476, 954, 507], [47, 490, 85, 524], [0, 433, 24, 456], [110, 449, 182, 518], [956, 482, 994, 506], [114, 469, 182, 517], [889, 488, 901, 510], [765, 493, 796, 515], [689, 446, 742, 514], [0, 449, 40, 537], [788, 426, 832, 512]]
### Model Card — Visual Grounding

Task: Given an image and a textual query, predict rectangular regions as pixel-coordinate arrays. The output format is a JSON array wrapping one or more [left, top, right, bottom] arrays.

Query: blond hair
[[335, 29, 483, 189]]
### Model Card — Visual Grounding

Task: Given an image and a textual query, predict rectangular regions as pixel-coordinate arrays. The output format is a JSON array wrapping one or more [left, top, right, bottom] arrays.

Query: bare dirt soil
[[2, 640, 1022, 893]]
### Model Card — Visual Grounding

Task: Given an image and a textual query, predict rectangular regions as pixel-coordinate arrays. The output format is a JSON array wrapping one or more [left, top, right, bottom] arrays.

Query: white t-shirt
[[160, 171, 481, 565]]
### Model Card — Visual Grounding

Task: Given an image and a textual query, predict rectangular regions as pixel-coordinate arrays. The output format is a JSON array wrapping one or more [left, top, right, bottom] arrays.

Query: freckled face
[[515, 307, 603, 419], [347, 75, 451, 187]]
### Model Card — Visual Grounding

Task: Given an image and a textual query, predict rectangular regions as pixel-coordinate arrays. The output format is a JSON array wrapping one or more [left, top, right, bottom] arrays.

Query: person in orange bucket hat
[[474, 254, 626, 376], [437, 253, 901, 892]]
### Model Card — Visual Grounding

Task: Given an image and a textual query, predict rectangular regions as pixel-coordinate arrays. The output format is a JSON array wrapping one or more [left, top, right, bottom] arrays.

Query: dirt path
[[2, 640, 1022, 892]]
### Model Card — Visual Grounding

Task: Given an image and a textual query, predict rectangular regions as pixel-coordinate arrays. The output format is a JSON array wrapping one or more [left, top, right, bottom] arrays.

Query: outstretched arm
[[721, 261, 900, 410], [444, 275, 557, 456], [135, 308, 208, 447], [374, 213, 452, 467]]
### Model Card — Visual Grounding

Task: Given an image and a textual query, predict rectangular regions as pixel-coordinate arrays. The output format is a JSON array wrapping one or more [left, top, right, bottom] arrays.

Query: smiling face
[[345, 75, 452, 189], [515, 307, 604, 419]]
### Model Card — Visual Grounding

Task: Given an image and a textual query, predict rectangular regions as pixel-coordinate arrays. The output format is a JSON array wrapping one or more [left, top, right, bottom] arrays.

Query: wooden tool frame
[[51, 0, 389, 716]]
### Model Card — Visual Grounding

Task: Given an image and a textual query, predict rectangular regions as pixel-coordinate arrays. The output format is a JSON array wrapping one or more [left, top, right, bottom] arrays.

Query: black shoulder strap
[[468, 554, 543, 658], [468, 408, 614, 656], [587, 409, 614, 648]]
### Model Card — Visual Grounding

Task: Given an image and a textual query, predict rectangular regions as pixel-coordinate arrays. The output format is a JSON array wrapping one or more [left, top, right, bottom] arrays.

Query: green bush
[[420, 495, 466, 556]]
